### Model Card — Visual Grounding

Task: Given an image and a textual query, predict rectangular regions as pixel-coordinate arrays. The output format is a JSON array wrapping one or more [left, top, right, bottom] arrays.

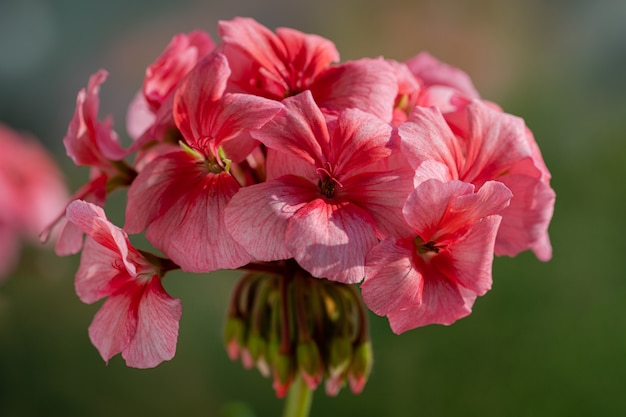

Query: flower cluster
[[0, 123, 68, 282], [54, 17, 555, 396]]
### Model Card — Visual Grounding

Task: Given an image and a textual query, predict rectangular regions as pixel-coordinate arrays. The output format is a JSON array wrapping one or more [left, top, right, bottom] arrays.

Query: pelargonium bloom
[[218, 17, 398, 121], [66, 200, 182, 368], [127, 30, 215, 146], [225, 91, 413, 283], [64, 70, 127, 170], [399, 101, 555, 260], [124, 52, 283, 272], [361, 179, 512, 333]]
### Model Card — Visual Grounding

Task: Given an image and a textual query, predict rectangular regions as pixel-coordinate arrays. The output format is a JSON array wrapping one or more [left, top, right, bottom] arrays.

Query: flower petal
[[88, 282, 141, 364], [286, 199, 378, 283], [225, 176, 315, 261], [362, 238, 423, 316], [122, 276, 182, 368], [310, 58, 398, 121]]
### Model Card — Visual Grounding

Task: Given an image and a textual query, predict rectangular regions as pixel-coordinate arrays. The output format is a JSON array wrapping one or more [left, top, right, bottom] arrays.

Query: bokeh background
[[1, 0, 625, 416]]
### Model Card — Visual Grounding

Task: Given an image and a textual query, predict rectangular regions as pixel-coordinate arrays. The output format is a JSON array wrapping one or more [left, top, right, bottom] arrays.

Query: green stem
[[282, 374, 313, 417]]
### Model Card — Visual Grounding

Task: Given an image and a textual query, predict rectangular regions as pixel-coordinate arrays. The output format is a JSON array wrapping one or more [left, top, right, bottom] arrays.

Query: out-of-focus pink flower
[[361, 179, 512, 332], [127, 30, 215, 145], [399, 101, 556, 260], [225, 91, 413, 283], [0, 123, 68, 281], [125, 52, 283, 273], [66, 200, 182, 368], [218, 17, 398, 121]]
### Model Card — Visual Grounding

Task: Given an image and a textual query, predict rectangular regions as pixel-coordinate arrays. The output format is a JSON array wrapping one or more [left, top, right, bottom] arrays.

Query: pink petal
[[225, 176, 315, 261], [402, 179, 475, 241], [433, 215, 501, 295], [173, 52, 231, 147], [310, 58, 398, 121], [205, 92, 284, 149], [386, 267, 472, 333], [143, 30, 214, 109], [405, 52, 480, 99], [495, 174, 555, 261], [329, 108, 394, 178], [276, 26, 339, 85], [126, 91, 156, 140], [362, 238, 424, 316], [63, 70, 126, 168], [122, 276, 182, 368], [341, 170, 414, 238], [88, 282, 141, 364], [66, 200, 135, 275], [398, 106, 462, 177], [218, 17, 289, 98], [285, 198, 378, 283], [455, 102, 534, 184], [74, 237, 134, 303], [251, 91, 328, 166]]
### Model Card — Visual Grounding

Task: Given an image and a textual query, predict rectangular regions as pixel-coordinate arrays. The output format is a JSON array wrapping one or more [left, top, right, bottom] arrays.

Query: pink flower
[[64, 70, 127, 171], [399, 101, 555, 260], [361, 179, 512, 333], [124, 52, 283, 272], [218, 17, 398, 121], [0, 123, 68, 281], [225, 91, 413, 283], [127, 30, 215, 145], [66, 200, 182, 368]]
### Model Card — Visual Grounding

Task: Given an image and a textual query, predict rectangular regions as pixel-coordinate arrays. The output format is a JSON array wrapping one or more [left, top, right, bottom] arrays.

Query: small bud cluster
[[224, 260, 372, 397]]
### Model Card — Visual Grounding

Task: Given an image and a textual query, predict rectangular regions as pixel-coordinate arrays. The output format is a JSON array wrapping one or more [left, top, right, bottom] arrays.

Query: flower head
[[66, 200, 182, 368], [361, 179, 512, 332]]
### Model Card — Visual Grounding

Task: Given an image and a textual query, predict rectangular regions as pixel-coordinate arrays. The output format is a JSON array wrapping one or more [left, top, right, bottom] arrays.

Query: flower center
[[414, 236, 440, 256], [316, 162, 342, 199]]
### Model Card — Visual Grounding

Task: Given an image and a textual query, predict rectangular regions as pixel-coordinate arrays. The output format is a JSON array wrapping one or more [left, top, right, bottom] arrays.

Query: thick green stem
[[282, 375, 313, 417]]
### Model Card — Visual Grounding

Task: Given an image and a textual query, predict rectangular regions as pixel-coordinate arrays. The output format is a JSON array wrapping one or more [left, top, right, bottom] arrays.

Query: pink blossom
[[127, 30, 215, 145], [125, 52, 283, 272], [64, 70, 127, 170], [0, 123, 68, 281], [66, 200, 182, 368], [225, 91, 413, 283], [399, 101, 555, 260], [218, 17, 398, 121], [361, 179, 512, 332]]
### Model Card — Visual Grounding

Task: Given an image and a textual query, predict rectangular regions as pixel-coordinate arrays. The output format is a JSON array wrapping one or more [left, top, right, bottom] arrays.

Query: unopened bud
[[348, 341, 373, 394], [224, 317, 246, 361], [297, 341, 323, 390]]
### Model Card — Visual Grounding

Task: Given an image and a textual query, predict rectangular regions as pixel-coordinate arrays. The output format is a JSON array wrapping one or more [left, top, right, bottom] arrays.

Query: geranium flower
[[218, 17, 398, 121], [225, 91, 413, 283], [361, 179, 512, 332], [399, 101, 555, 260], [124, 52, 283, 272], [66, 200, 182, 368]]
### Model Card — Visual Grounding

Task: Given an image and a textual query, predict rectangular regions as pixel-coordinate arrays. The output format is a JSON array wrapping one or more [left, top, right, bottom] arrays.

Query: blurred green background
[[1, 0, 625, 416]]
